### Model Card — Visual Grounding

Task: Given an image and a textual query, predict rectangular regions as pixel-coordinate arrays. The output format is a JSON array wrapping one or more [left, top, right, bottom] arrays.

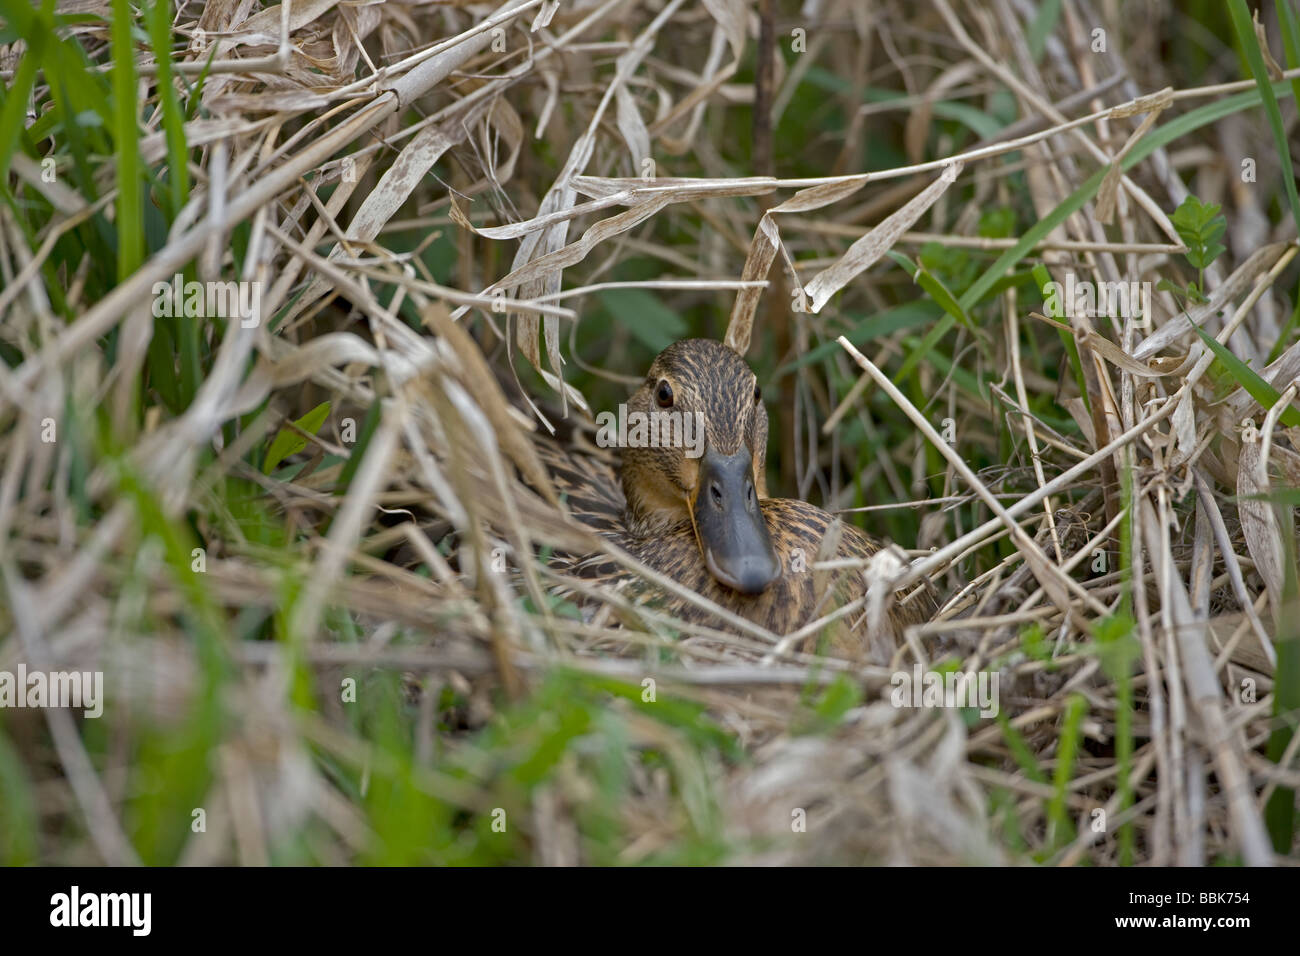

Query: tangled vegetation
[[1, 0, 1299, 866]]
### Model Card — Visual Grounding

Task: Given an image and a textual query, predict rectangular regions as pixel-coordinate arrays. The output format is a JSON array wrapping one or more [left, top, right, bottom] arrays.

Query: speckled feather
[[535, 340, 939, 662]]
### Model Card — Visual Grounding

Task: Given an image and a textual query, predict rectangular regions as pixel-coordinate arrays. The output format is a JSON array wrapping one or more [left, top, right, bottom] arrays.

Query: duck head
[[618, 339, 780, 595]]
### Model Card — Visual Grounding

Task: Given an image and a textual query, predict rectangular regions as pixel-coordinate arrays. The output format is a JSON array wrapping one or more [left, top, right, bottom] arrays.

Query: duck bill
[[692, 449, 781, 595]]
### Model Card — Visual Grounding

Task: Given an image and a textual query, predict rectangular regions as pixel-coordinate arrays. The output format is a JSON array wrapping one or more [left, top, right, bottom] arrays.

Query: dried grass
[[1, 0, 1299, 865]]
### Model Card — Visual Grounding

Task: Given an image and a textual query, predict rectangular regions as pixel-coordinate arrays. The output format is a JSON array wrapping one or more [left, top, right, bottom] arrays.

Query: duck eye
[[655, 380, 674, 408], [753, 384, 762, 403]]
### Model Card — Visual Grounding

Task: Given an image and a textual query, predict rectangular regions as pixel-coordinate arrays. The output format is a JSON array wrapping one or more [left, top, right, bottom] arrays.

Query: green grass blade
[[1278, 0, 1300, 110], [0, 727, 39, 864], [1229, 0, 1300, 237], [110, 0, 144, 281], [148, 0, 190, 218], [336, 400, 381, 494], [1190, 322, 1300, 427], [888, 249, 976, 331], [1046, 693, 1088, 851], [0, 0, 50, 187], [997, 709, 1048, 785], [1265, 503, 1299, 851]]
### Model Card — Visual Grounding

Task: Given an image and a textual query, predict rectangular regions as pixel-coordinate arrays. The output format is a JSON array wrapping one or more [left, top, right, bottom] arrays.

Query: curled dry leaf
[[803, 163, 964, 314], [1237, 438, 1285, 615]]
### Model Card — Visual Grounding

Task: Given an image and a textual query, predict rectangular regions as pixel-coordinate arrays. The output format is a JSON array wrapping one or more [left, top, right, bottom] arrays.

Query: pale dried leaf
[[1237, 439, 1284, 611], [804, 163, 963, 313]]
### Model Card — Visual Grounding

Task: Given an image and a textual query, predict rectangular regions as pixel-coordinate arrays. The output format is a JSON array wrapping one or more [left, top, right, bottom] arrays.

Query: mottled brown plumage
[[544, 339, 938, 662]]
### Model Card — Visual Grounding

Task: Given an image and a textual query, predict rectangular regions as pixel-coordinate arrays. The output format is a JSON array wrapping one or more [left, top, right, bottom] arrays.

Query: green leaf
[[1171, 195, 1227, 271], [263, 401, 332, 474], [1020, 620, 1051, 662], [890, 250, 976, 331], [1189, 324, 1300, 427], [978, 206, 1017, 239], [1026, 0, 1063, 62], [1234, 487, 1300, 507], [598, 287, 688, 353], [794, 673, 863, 735], [1094, 612, 1139, 682]]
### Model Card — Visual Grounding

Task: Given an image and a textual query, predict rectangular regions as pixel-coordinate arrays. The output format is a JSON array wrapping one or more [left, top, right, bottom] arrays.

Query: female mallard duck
[[545, 338, 937, 662]]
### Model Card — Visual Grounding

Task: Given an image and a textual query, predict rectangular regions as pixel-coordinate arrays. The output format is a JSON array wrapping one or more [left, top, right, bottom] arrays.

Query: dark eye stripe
[[656, 380, 674, 407]]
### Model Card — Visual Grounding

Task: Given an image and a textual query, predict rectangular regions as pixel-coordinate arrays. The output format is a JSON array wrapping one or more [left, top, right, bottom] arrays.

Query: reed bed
[[1, 0, 1298, 865]]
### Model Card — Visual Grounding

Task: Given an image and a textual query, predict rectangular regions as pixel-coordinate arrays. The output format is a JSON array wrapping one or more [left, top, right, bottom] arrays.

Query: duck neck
[[620, 473, 693, 540], [623, 507, 693, 539]]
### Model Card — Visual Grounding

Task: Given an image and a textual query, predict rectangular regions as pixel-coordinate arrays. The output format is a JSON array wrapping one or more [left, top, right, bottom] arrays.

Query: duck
[[540, 338, 938, 662]]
